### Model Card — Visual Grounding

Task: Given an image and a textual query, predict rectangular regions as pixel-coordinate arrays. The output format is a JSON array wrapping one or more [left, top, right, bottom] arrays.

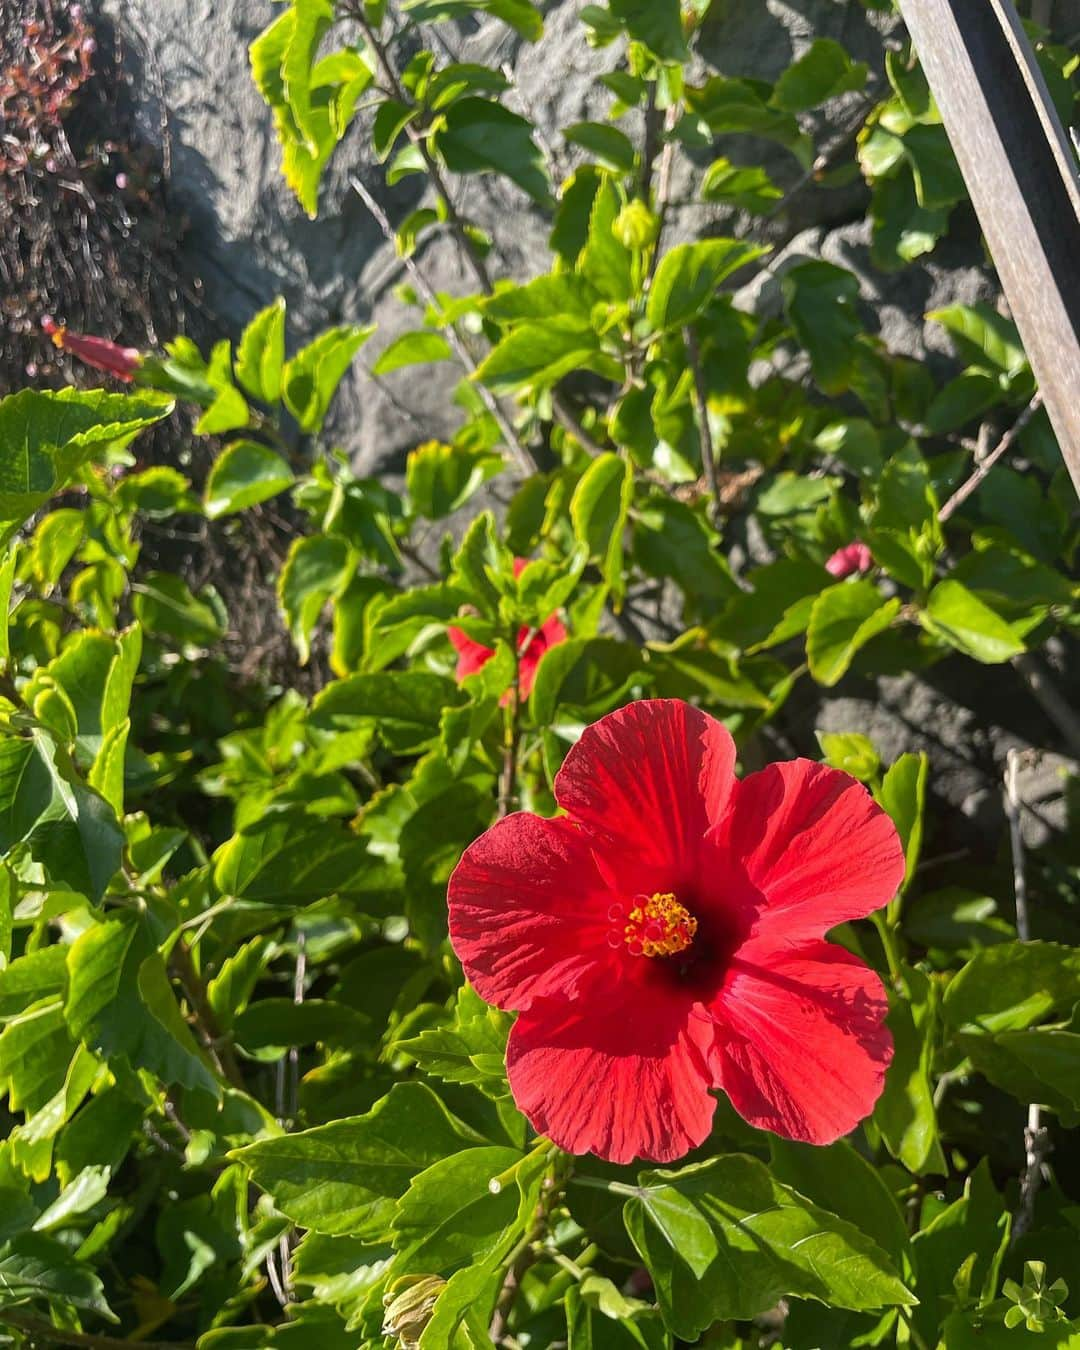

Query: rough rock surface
[[100, 0, 1002, 471]]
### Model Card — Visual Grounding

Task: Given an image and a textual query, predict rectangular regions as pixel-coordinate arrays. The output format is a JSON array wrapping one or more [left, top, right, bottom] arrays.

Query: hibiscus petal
[[507, 990, 716, 1164], [710, 758, 904, 943], [448, 812, 612, 1013], [553, 700, 737, 874], [710, 939, 892, 1144], [449, 626, 494, 682]]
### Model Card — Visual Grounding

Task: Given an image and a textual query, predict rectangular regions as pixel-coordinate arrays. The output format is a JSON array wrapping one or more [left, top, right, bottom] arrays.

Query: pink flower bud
[[825, 541, 873, 579]]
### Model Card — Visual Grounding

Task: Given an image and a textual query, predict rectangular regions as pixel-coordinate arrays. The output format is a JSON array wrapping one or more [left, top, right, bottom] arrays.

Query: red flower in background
[[449, 559, 567, 700], [826, 540, 873, 578], [448, 699, 903, 1164], [42, 316, 141, 382]]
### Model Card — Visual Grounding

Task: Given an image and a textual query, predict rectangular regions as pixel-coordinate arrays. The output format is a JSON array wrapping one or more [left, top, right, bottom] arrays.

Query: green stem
[[871, 911, 904, 987]]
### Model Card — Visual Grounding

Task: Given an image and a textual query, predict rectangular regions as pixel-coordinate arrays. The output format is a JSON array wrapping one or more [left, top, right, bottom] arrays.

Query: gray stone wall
[[102, 0, 1011, 471]]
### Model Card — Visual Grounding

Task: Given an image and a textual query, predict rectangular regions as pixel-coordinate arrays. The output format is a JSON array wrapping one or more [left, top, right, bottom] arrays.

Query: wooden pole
[[895, 0, 1080, 496]]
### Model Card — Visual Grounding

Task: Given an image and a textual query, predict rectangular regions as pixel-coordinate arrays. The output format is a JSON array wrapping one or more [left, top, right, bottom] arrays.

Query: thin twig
[[939, 393, 1044, 522], [1012, 652, 1080, 759], [1006, 748, 1050, 1244], [0, 1313, 192, 1350], [757, 95, 875, 230], [349, 4, 493, 295], [497, 641, 524, 818], [169, 936, 244, 1089], [647, 105, 679, 285], [350, 6, 596, 458], [684, 325, 721, 523], [348, 175, 537, 475], [551, 398, 604, 457]]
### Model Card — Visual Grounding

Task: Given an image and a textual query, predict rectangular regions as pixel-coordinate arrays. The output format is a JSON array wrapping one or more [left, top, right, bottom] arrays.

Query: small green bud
[[613, 200, 659, 250], [382, 1274, 447, 1348]]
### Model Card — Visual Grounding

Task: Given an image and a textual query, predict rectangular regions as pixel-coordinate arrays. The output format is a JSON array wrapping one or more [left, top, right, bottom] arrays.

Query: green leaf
[[904, 887, 1013, 953], [566, 1281, 670, 1349], [282, 0, 335, 153], [250, 10, 372, 217], [646, 240, 766, 333], [234, 998, 367, 1052], [0, 1232, 113, 1316], [373, 331, 454, 376], [579, 175, 634, 302], [437, 98, 552, 205], [396, 984, 512, 1098], [213, 811, 393, 906], [565, 121, 637, 173], [474, 320, 613, 393], [624, 1154, 914, 1341], [571, 454, 633, 599], [0, 387, 173, 545], [815, 731, 880, 782], [132, 572, 226, 647], [65, 914, 220, 1097], [193, 341, 249, 436], [282, 325, 374, 433], [28, 510, 84, 592], [782, 261, 863, 395], [609, 0, 687, 61], [874, 966, 947, 1175], [957, 1025, 1080, 1119], [278, 534, 354, 664], [0, 547, 15, 673], [529, 637, 643, 726], [927, 302, 1029, 377], [925, 371, 1002, 435], [32, 1164, 111, 1233], [911, 1162, 1010, 1347], [0, 730, 123, 902], [869, 172, 952, 270], [390, 1144, 528, 1267], [806, 581, 899, 685], [418, 1262, 503, 1348], [943, 942, 1080, 1033], [919, 580, 1025, 663], [770, 38, 867, 112], [684, 76, 812, 165], [877, 752, 928, 891], [233, 1082, 485, 1238], [204, 440, 295, 519], [312, 671, 463, 753], [401, 0, 543, 41], [700, 158, 782, 214], [769, 1137, 909, 1266], [0, 999, 76, 1115], [406, 440, 502, 519], [235, 298, 288, 404], [902, 124, 967, 210]]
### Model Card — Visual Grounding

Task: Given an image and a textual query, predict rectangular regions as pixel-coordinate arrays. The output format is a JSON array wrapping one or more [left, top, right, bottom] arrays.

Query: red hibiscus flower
[[42, 315, 141, 381], [449, 559, 567, 700], [825, 540, 873, 578], [448, 699, 903, 1164]]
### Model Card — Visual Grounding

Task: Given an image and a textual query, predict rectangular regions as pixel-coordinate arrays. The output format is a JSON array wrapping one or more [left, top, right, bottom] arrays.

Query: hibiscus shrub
[[2, 1, 1079, 1348]]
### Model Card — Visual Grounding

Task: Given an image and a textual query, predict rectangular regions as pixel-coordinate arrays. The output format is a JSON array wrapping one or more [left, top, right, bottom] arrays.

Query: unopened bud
[[613, 200, 659, 250], [381, 1274, 446, 1348]]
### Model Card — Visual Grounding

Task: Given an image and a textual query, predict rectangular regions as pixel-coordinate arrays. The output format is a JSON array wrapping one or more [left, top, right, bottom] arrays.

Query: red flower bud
[[825, 541, 873, 579], [42, 316, 141, 381]]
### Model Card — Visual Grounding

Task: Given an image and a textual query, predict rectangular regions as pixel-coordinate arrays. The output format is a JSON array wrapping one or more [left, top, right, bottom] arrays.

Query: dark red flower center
[[607, 892, 698, 959]]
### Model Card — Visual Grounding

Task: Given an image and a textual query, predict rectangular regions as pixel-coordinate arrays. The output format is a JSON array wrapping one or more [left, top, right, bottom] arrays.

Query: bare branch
[[939, 392, 1043, 522], [683, 324, 721, 524], [348, 176, 538, 476], [1006, 747, 1051, 1244]]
